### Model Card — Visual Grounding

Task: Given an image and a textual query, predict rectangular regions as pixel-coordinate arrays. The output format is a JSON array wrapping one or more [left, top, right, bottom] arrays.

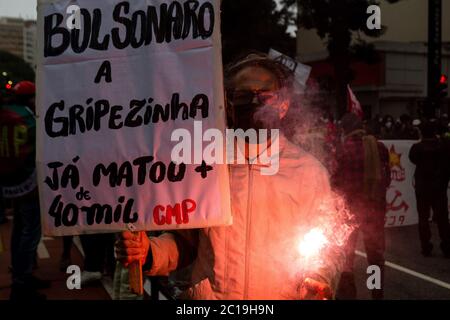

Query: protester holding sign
[[36, 0, 351, 300], [116, 53, 348, 300]]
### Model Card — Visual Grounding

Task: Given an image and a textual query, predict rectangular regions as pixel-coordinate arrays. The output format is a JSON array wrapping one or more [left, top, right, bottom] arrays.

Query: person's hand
[[299, 277, 333, 300], [115, 231, 150, 268]]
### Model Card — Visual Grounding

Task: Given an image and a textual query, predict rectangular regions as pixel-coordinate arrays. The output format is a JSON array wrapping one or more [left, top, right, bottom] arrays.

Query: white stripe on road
[[37, 240, 50, 259], [355, 250, 450, 290]]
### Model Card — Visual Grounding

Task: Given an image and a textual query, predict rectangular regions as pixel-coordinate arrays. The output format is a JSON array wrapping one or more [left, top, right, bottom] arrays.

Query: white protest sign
[[382, 140, 450, 228], [36, 0, 232, 236], [382, 140, 418, 227]]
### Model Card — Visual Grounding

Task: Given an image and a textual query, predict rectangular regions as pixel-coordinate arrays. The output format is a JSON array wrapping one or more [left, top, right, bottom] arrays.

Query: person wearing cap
[[13, 80, 36, 113], [409, 121, 450, 258], [115, 52, 347, 300], [333, 113, 391, 300]]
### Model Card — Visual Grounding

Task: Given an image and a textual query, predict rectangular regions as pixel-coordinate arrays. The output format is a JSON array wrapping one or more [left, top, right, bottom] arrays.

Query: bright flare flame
[[297, 228, 328, 259]]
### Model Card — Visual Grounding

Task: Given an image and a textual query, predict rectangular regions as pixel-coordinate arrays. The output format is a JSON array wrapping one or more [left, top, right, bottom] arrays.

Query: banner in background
[[382, 140, 417, 227], [36, 0, 231, 236], [382, 140, 450, 228]]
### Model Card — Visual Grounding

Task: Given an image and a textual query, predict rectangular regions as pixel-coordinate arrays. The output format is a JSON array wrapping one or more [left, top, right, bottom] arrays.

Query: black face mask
[[231, 103, 281, 131]]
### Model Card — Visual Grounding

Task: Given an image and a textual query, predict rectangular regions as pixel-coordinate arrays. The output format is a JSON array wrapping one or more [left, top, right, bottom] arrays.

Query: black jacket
[[409, 138, 449, 192]]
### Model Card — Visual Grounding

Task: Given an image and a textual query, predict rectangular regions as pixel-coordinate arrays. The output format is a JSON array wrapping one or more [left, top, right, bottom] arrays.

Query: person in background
[[79, 234, 116, 285], [369, 114, 383, 138], [0, 95, 9, 225], [393, 118, 403, 138], [438, 114, 449, 138], [371, 114, 384, 139], [412, 119, 422, 138], [13, 81, 36, 114], [380, 115, 395, 140], [444, 122, 450, 140], [409, 121, 450, 258], [323, 113, 338, 173], [333, 113, 391, 300], [0, 81, 50, 300], [398, 114, 419, 140], [0, 193, 6, 225]]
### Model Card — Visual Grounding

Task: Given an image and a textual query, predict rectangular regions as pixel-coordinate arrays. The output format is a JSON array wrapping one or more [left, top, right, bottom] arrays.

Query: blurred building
[[0, 17, 36, 68], [0, 17, 24, 58], [297, 0, 450, 118], [23, 20, 37, 68]]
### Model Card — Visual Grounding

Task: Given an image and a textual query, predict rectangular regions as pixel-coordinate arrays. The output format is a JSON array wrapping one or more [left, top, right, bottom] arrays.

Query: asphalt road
[[0, 215, 111, 300], [2, 212, 450, 300], [353, 224, 450, 299]]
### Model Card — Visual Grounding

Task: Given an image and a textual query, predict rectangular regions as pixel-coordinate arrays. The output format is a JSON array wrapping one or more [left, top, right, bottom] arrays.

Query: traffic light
[[438, 74, 448, 99], [4, 80, 13, 91]]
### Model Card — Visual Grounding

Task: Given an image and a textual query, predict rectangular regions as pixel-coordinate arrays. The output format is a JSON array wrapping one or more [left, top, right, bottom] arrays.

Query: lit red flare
[[297, 228, 328, 259]]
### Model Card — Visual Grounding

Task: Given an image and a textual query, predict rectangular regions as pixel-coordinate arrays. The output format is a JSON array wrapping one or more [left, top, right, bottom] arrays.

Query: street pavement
[[0, 213, 111, 300], [354, 224, 450, 299], [1, 211, 450, 300]]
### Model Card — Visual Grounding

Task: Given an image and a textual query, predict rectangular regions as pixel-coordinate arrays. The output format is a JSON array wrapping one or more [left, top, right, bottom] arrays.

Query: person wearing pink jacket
[[116, 53, 347, 300]]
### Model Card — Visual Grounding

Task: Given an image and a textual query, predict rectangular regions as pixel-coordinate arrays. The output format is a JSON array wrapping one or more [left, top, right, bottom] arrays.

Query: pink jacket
[[146, 135, 345, 299]]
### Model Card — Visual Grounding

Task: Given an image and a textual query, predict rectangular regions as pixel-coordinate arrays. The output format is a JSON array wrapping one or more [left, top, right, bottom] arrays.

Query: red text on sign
[[153, 199, 197, 226]]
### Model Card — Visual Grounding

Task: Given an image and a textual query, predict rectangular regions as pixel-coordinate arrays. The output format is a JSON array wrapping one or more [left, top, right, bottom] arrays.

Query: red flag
[[347, 85, 363, 119]]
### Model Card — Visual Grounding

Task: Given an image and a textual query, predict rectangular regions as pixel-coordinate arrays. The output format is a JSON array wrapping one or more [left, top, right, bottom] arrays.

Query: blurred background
[[1, 0, 449, 119], [0, 0, 449, 300]]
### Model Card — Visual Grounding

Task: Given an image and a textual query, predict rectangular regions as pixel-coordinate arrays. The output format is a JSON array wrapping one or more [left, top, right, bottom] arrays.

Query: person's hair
[[223, 51, 295, 91], [420, 121, 437, 139]]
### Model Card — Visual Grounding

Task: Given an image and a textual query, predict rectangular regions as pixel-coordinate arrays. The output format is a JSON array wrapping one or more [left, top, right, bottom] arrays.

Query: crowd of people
[[366, 113, 450, 141], [293, 109, 450, 300], [1, 52, 449, 301]]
